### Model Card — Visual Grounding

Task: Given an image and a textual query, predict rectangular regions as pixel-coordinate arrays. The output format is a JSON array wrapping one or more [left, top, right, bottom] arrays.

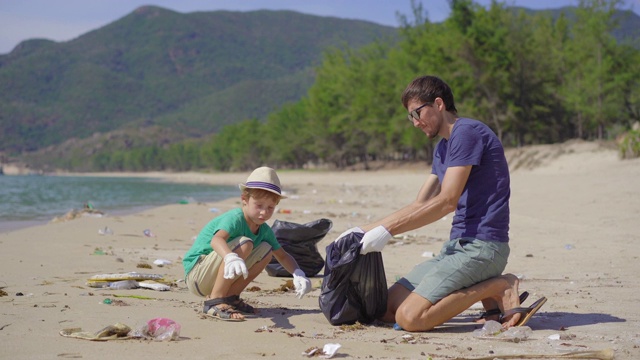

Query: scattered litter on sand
[[472, 320, 532, 342], [302, 343, 341, 358], [60, 318, 181, 342], [85, 272, 168, 291], [153, 259, 172, 266]]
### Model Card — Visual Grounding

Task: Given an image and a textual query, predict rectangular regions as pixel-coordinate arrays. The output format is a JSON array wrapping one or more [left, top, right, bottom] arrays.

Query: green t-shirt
[[183, 208, 281, 276]]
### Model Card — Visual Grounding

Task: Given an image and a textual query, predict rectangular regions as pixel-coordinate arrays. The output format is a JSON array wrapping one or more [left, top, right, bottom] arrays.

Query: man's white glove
[[360, 225, 392, 255], [223, 253, 248, 279], [336, 226, 364, 241], [292, 269, 312, 299]]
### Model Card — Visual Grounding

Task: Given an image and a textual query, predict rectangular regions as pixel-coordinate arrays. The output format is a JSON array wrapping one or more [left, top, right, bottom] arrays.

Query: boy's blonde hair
[[242, 188, 282, 205]]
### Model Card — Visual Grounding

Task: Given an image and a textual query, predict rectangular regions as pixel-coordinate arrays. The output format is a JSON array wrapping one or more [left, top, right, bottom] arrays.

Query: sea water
[[0, 175, 237, 231]]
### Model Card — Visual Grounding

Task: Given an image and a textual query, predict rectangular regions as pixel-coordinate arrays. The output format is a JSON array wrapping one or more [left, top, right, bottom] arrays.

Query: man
[[341, 75, 545, 331]]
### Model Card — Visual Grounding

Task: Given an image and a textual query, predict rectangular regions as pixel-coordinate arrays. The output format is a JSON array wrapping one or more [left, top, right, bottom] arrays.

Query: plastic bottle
[[472, 320, 503, 337], [472, 321, 532, 342], [98, 226, 113, 235], [143, 229, 156, 237], [501, 326, 532, 342]]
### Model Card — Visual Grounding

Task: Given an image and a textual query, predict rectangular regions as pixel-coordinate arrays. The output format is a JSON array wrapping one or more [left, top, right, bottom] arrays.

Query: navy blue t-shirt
[[431, 118, 510, 242]]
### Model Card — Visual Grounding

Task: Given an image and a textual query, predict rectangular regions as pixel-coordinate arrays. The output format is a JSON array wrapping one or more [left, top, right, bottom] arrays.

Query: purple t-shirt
[[431, 118, 510, 242]]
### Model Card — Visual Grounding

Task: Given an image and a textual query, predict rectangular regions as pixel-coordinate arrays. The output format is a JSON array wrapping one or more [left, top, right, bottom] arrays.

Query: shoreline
[[0, 139, 628, 237], [0, 174, 240, 234], [0, 219, 49, 233], [0, 204, 169, 234]]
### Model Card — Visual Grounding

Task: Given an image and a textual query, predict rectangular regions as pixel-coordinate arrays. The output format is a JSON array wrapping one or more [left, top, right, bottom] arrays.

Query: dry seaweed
[[112, 294, 155, 300], [109, 299, 129, 306], [339, 321, 365, 331], [277, 280, 294, 292]]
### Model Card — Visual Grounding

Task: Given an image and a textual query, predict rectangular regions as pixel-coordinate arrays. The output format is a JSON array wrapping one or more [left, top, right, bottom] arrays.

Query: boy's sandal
[[477, 291, 529, 320], [229, 295, 257, 315], [205, 304, 245, 322], [203, 297, 245, 322]]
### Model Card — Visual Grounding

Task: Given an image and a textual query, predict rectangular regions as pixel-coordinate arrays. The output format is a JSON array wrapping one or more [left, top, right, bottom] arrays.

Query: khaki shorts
[[397, 238, 509, 304], [186, 236, 273, 297]]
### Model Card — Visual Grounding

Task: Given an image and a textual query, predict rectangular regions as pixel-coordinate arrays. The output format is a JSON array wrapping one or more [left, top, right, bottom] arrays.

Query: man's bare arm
[[363, 166, 471, 235]]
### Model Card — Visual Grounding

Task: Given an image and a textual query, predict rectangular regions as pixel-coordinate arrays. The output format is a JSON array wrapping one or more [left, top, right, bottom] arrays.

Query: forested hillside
[[0, 6, 397, 153], [4, 1, 640, 172]]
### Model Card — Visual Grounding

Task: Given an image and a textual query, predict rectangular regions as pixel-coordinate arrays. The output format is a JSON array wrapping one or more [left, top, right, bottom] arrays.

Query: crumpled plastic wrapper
[[129, 318, 181, 341], [302, 343, 341, 358]]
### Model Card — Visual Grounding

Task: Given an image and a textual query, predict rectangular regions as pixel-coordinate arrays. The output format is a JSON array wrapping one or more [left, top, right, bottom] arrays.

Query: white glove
[[336, 226, 364, 241], [292, 269, 312, 299], [360, 225, 392, 255], [223, 253, 248, 279]]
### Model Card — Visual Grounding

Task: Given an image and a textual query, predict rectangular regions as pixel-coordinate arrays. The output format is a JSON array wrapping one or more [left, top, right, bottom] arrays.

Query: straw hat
[[238, 167, 287, 198]]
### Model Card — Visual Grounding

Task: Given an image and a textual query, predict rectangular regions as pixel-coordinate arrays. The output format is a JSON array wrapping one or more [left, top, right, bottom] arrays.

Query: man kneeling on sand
[[335, 75, 546, 331]]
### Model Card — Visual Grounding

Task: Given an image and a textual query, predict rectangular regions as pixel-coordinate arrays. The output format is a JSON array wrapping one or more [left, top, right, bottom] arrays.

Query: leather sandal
[[476, 291, 529, 321]]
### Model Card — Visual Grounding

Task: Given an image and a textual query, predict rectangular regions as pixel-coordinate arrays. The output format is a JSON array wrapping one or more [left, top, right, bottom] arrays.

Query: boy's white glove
[[292, 269, 312, 299], [360, 225, 392, 254], [336, 226, 364, 241], [223, 253, 248, 279]]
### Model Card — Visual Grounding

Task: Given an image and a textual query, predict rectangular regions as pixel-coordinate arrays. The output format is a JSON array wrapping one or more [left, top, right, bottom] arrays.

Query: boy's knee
[[231, 236, 255, 257], [244, 241, 273, 269], [250, 254, 272, 273]]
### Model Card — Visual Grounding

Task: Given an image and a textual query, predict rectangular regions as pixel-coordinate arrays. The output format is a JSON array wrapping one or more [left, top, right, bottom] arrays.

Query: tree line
[[90, 0, 639, 172]]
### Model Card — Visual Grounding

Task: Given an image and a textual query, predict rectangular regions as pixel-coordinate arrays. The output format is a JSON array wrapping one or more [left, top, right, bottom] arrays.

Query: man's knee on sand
[[394, 293, 435, 332], [395, 306, 435, 332]]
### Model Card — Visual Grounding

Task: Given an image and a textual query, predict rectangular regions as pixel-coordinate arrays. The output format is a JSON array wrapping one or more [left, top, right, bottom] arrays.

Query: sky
[[1, 0, 638, 55]]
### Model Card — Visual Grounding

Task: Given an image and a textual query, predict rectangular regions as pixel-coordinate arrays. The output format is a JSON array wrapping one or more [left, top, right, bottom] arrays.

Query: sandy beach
[[1, 140, 639, 359]]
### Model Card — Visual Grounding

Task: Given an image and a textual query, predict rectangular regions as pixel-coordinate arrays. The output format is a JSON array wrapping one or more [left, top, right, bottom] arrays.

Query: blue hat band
[[245, 181, 281, 194]]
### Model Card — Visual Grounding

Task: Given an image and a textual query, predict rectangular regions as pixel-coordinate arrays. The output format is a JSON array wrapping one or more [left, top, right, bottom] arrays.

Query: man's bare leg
[[391, 274, 522, 331], [476, 298, 501, 323], [494, 274, 524, 328], [380, 282, 412, 323]]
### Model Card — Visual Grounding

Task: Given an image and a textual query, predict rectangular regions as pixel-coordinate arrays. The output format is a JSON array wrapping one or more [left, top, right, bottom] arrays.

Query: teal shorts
[[396, 238, 509, 304]]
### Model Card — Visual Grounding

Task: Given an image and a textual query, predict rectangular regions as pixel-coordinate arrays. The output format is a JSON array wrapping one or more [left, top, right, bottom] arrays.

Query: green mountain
[[0, 6, 397, 153], [1, 5, 638, 164]]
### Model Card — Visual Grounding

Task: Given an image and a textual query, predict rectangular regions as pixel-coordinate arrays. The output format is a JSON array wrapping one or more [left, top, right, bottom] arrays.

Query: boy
[[183, 167, 311, 321]]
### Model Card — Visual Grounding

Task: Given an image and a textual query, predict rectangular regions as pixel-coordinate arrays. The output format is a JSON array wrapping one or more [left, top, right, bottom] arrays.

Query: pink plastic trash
[[144, 318, 181, 341]]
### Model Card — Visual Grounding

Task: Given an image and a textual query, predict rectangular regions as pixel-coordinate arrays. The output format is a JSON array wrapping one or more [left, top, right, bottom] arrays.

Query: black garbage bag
[[266, 218, 332, 277], [318, 232, 388, 325]]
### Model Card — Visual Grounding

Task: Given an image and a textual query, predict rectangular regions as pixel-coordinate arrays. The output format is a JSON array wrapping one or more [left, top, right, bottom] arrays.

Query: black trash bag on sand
[[319, 232, 388, 325], [266, 218, 332, 277]]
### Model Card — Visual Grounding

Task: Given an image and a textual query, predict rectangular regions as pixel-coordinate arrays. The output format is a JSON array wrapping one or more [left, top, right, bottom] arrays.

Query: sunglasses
[[407, 102, 433, 123]]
